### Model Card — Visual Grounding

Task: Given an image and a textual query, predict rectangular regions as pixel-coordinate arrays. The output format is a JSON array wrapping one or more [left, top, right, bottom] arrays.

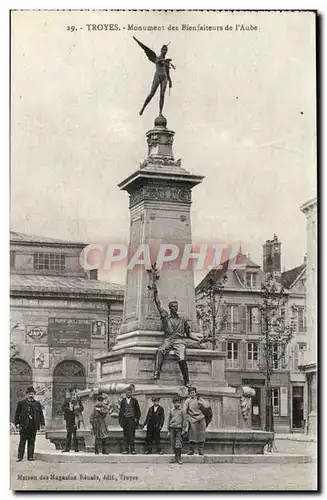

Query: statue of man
[[133, 36, 175, 117], [151, 285, 200, 387]]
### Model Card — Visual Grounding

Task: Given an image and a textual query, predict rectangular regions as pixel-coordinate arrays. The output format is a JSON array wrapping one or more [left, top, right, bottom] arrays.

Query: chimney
[[85, 269, 98, 280], [263, 234, 281, 274]]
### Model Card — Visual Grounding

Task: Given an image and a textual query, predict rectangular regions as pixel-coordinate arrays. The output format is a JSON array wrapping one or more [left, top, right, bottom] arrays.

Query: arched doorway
[[52, 360, 86, 419], [10, 358, 33, 423]]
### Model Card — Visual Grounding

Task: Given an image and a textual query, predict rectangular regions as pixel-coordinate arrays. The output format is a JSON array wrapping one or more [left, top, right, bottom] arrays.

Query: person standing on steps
[[15, 386, 45, 462], [141, 396, 165, 455], [184, 386, 208, 456], [62, 388, 83, 453], [119, 386, 141, 455], [167, 395, 187, 465]]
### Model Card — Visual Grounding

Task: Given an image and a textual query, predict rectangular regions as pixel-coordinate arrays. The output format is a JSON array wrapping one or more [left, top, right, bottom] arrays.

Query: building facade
[[299, 197, 317, 435], [195, 236, 307, 433], [10, 231, 124, 428]]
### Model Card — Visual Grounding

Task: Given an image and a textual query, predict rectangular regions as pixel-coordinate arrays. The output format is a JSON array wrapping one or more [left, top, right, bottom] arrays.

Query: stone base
[[45, 428, 273, 455], [35, 449, 312, 464], [95, 346, 227, 387]]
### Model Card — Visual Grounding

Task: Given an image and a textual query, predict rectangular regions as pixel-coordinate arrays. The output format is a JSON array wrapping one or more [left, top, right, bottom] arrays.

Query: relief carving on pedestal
[[140, 157, 181, 169], [147, 134, 160, 148], [130, 184, 191, 207]]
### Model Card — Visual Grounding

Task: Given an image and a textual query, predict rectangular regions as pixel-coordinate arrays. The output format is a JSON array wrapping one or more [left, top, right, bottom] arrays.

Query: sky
[[10, 10, 317, 285]]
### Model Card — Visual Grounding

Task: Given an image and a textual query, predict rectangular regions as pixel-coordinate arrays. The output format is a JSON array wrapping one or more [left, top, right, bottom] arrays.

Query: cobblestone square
[[10, 456, 317, 491], [10, 436, 317, 491]]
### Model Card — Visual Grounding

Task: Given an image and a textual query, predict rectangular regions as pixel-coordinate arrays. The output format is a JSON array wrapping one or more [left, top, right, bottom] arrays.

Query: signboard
[[242, 379, 265, 386], [280, 387, 288, 417], [48, 318, 91, 347]]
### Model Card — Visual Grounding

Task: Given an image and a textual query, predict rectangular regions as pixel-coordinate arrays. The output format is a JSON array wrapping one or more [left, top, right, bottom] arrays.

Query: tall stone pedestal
[[116, 115, 204, 342]]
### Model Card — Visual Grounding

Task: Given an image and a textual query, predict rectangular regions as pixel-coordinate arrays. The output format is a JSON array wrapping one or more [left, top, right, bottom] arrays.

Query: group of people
[[65, 385, 210, 464], [14, 384, 211, 465]]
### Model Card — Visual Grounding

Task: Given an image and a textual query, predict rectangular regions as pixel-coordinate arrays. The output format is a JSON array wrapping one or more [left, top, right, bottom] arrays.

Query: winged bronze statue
[[133, 37, 175, 117]]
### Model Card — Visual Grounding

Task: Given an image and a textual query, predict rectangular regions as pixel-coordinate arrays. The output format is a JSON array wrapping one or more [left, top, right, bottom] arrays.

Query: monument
[[46, 40, 272, 455]]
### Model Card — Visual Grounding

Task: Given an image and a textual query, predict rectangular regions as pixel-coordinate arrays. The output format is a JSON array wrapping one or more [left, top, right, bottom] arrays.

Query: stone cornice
[[10, 289, 123, 302], [300, 197, 317, 215]]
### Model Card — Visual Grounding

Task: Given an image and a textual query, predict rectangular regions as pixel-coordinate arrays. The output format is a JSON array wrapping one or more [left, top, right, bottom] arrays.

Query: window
[[273, 343, 280, 370], [292, 307, 306, 333], [297, 308, 305, 333], [247, 342, 259, 369], [280, 306, 286, 326], [33, 253, 66, 271], [226, 341, 239, 368], [272, 388, 280, 415], [10, 251, 15, 268], [226, 305, 239, 332], [247, 307, 260, 333], [246, 272, 257, 288], [272, 343, 285, 370], [297, 342, 307, 367]]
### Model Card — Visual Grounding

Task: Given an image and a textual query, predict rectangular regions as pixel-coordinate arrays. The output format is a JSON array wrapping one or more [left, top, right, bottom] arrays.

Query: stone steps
[[35, 450, 313, 464]]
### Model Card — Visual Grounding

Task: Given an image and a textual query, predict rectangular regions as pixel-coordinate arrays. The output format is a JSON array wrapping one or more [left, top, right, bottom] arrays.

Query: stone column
[[115, 115, 204, 349]]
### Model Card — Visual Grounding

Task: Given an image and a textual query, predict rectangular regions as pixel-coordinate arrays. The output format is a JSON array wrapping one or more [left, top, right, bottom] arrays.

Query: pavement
[[275, 433, 317, 442], [9, 435, 317, 491]]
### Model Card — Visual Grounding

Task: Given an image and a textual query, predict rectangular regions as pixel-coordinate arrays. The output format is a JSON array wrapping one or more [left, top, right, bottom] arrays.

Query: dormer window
[[246, 272, 257, 288], [33, 252, 66, 271]]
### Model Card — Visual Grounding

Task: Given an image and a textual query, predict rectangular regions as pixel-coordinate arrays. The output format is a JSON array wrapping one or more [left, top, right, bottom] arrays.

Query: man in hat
[[119, 386, 141, 454], [62, 388, 84, 453], [15, 386, 45, 462]]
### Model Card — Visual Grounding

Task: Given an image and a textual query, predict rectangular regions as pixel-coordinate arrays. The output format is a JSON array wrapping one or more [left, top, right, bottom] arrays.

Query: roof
[[10, 231, 85, 247], [195, 253, 260, 293], [10, 274, 124, 298], [281, 263, 306, 289], [245, 257, 261, 268]]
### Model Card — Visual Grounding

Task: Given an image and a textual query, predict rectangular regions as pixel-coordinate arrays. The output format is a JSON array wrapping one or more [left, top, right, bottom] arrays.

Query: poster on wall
[[91, 320, 107, 339], [34, 347, 50, 369], [48, 318, 91, 347]]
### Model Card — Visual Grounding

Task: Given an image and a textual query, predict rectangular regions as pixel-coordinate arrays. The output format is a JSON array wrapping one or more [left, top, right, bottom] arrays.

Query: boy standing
[[119, 386, 141, 454], [141, 397, 165, 455], [167, 395, 187, 464]]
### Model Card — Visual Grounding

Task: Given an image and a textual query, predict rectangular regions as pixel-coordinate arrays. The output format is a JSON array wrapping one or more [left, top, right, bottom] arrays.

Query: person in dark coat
[[62, 388, 84, 453], [15, 386, 45, 462], [141, 397, 165, 454], [90, 393, 112, 455], [118, 386, 141, 454]]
